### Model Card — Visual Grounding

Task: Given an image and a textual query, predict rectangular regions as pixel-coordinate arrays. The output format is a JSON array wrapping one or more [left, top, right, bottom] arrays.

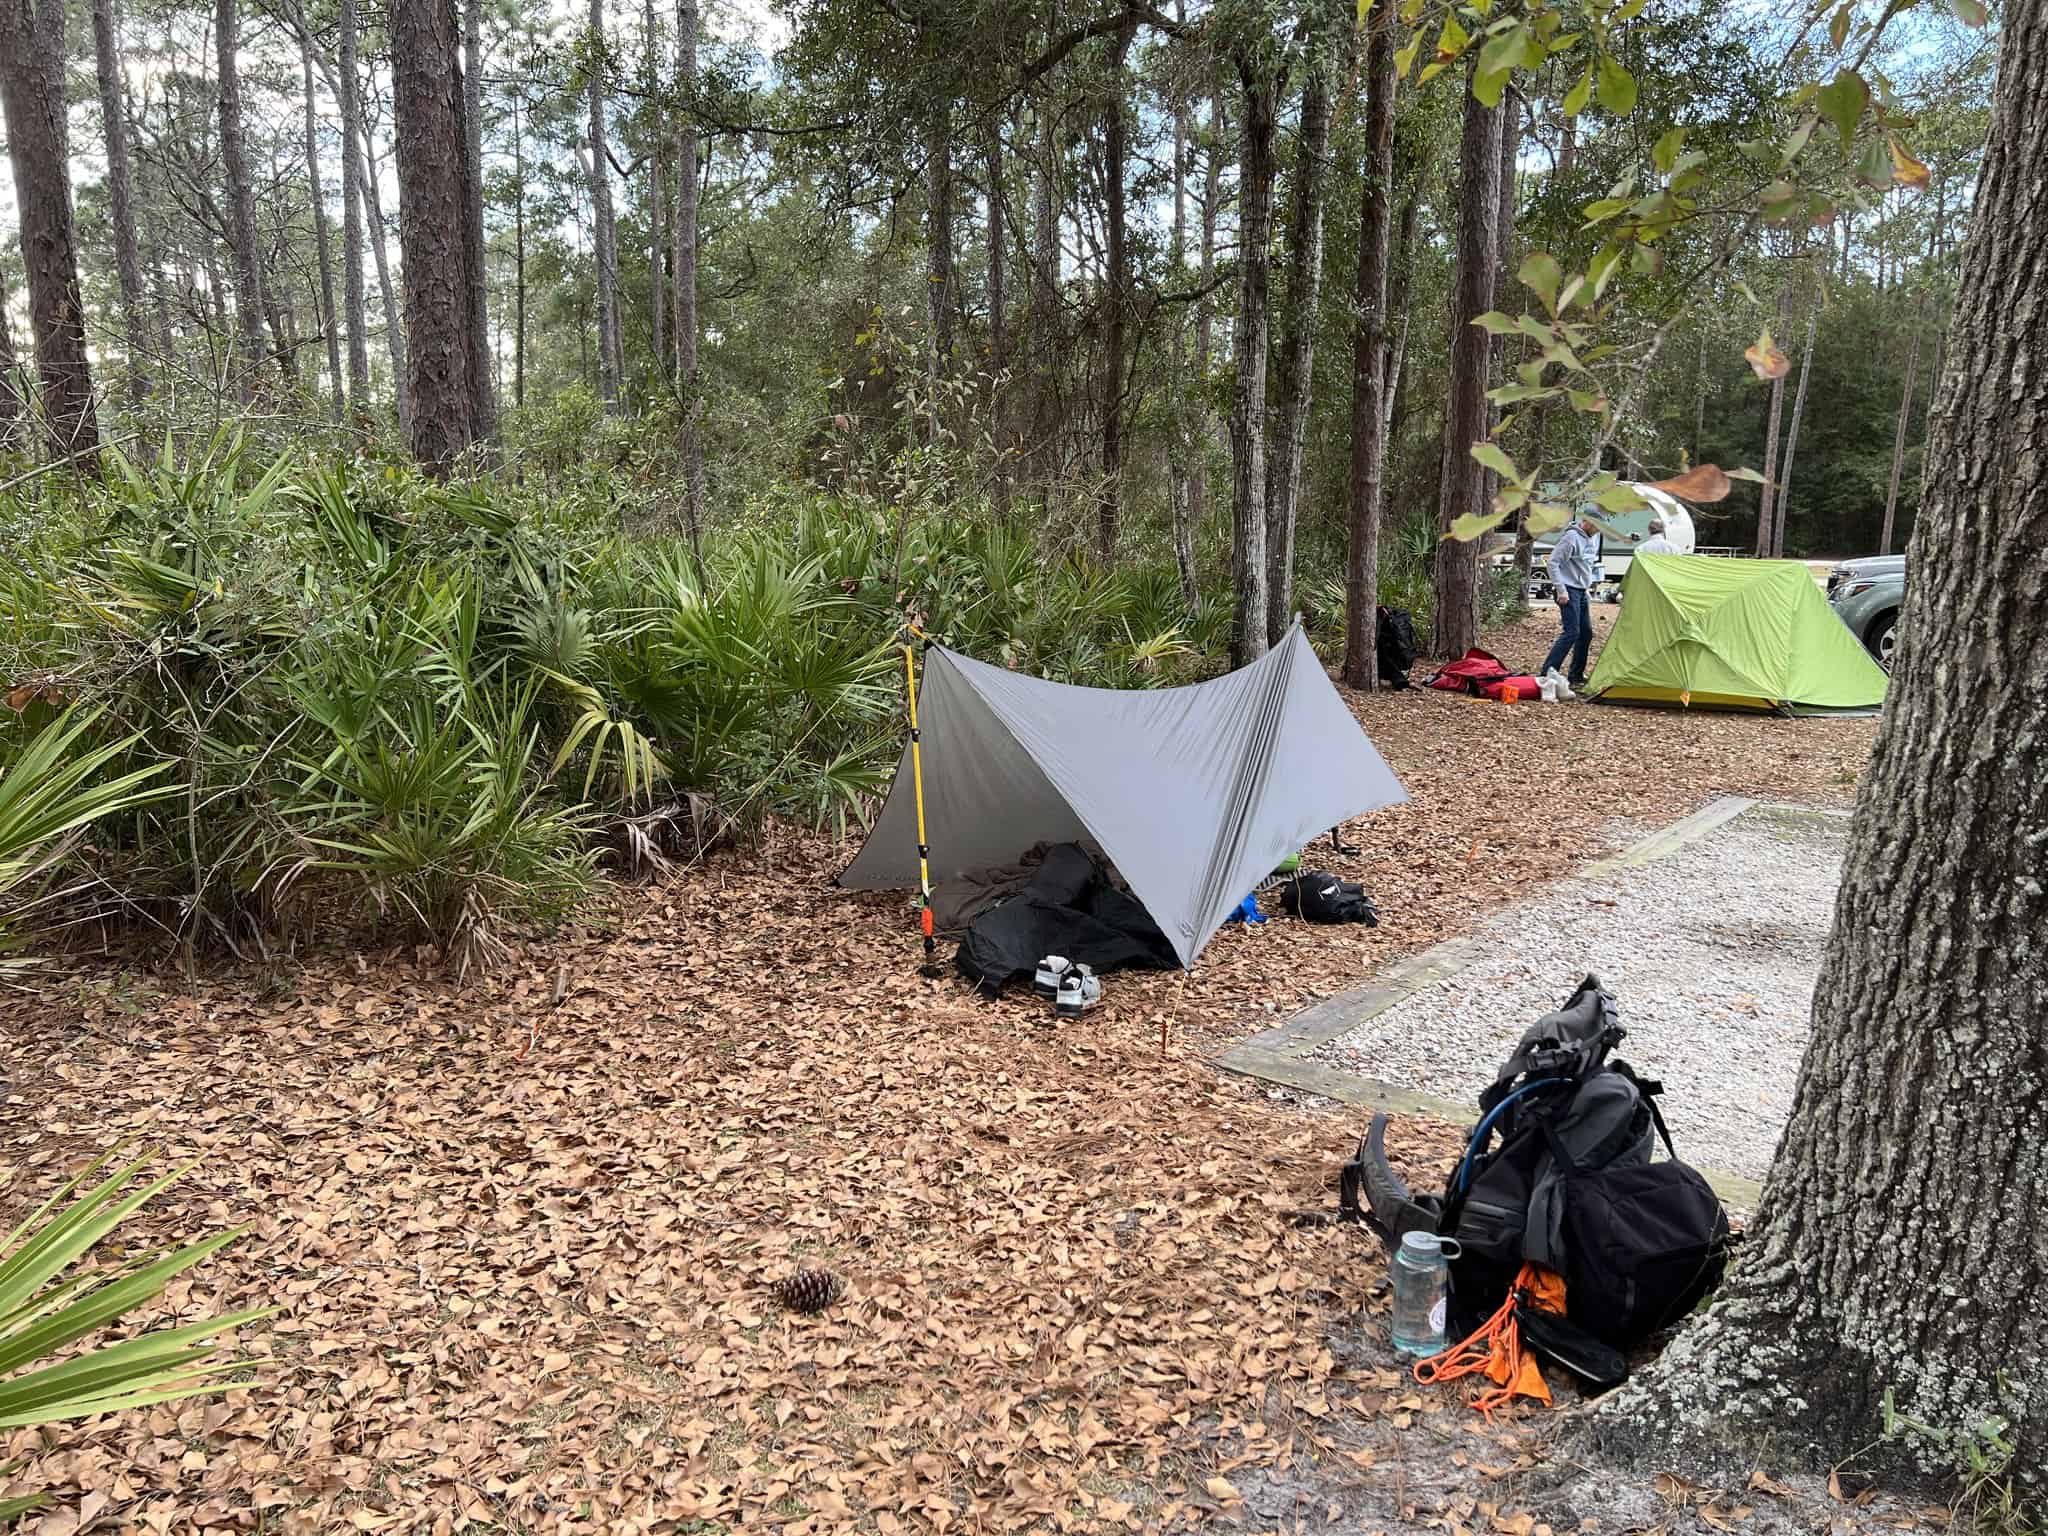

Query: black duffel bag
[[1280, 871, 1379, 926]]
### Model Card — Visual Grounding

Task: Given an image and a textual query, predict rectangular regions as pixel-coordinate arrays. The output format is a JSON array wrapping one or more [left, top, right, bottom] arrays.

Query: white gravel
[[1310, 804, 1848, 1185]]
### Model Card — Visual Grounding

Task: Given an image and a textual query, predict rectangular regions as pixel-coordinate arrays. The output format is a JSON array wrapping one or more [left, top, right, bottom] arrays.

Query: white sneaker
[[1033, 955, 1070, 998], [1053, 965, 1102, 1016], [1545, 668, 1577, 701]]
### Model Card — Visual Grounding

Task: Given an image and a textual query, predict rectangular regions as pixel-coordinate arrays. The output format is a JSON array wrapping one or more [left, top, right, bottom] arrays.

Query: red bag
[[1481, 674, 1542, 702], [1425, 648, 1512, 695]]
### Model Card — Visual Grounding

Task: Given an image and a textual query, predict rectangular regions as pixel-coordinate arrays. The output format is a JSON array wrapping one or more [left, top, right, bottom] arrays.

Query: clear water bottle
[[1389, 1231, 1462, 1357]]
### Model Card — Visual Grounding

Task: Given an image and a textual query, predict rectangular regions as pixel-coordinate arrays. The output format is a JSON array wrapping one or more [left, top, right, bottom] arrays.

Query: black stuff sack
[[1280, 872, 1379, 926], [1542, 1144, 1731, 1349]]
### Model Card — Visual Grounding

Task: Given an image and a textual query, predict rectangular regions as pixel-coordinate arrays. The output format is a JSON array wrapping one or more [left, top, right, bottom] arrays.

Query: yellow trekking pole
[[899, 624, 942, 976]]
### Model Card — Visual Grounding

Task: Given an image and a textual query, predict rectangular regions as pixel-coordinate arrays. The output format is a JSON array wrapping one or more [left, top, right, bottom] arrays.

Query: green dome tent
[[1586, 554, 1888, 715]]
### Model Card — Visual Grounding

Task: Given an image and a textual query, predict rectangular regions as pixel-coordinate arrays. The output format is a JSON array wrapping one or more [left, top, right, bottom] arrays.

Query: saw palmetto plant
[[0, 1151, 273, 1520]]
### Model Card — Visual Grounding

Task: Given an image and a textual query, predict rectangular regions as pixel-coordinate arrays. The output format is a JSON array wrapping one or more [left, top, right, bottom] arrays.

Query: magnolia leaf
[[1563, 65, 1593, 118], [1473, 65, 1511, 108], [1616, 0, 1649, 18], [1580, 197, 1628, 224], [1808, 191, 1838, 227], [1488, 383, 1556, 405], [1595, 484, 1649, 513], [1567, 389, 1608, 414], [1651, 125, 1686, 177], [1952, 0, 1987, 24], [1855, 135, 1893, 188], [1645, 464, 1733, 504], [1525, 502, 1572, 535], [1517, 359, 1548, 387], [1556, 274, 1586, 311], [1596, 53, 1637, 117], [1745, 329, 1791, 380], [1470, 310, 1521, 336], [1630, 244, 1663, 276], [1889, 136, 1931, 189], [1476, 22, 1527, 81], [1779, 116, 1818, 169], [1394, 30, 1424, 78], [1725, 466, 1770, 484], [1469, 441, 1520, 481], [1400, 0, 1425, 20], [1357, 0, 1377, 23], [1816, 70, 1868, 150], [1829, 2, 1852, 48], [1492, 486, 1529, 515], [1444, 509, 1512, 543], [1519, 252, 1563, 314], [1588, 242, 1626, 298], [1436, 12, 1470, 61]]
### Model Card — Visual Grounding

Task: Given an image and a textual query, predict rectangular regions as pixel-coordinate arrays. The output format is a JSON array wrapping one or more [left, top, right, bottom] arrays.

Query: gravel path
[[1310, 804, 1848, 1184]]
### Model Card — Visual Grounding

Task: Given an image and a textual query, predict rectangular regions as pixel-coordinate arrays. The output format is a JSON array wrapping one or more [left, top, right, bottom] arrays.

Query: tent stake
[[899, 625, 945, 979]]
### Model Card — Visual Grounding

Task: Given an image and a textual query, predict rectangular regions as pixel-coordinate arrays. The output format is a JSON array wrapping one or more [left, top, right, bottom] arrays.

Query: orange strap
[[1411, 1263, 1558, 1418]]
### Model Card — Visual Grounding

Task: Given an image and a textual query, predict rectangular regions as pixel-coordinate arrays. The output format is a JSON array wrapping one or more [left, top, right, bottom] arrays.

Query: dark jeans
[[1542, 588, 1594, 682]]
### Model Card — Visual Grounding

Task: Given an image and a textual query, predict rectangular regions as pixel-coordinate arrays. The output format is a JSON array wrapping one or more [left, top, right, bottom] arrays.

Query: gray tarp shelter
[[838, 622, 1408, 967]]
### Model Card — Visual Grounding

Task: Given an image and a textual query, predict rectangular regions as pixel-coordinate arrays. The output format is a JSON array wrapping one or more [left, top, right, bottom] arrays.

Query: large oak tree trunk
[[92, 0, 149, 405], [1429, 73, 1501, 660], [392, 0, 479, 475], [1263, 21, 1334, 646], [0, 0, 100, 462], [1227, 53, 1279, 668], [1342, 6, 1395, 690], [1603, 2, 2048, 1477]]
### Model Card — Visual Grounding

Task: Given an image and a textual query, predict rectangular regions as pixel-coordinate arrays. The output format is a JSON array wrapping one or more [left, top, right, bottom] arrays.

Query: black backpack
[[1345, 976, 1731, 1364], [1279, 872, 1379, 926], [1376, 606, 1417, 689]]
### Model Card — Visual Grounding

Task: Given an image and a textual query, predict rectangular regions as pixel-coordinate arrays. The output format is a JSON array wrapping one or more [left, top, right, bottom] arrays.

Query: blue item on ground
[[1227, 893, 1267, 925]]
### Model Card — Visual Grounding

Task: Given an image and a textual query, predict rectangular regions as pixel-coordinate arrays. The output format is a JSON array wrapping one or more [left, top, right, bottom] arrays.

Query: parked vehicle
[[1826, 553, 1905, 603], [1830, 556, 1906, 671], [1514, 485, 1698, 600]]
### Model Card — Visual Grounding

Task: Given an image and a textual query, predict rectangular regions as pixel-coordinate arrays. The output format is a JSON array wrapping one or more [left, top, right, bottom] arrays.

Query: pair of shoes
[[1033, 954, 1070, 998], [1541, 668, 1576, 702], [1054, 962, 1102, 1017]]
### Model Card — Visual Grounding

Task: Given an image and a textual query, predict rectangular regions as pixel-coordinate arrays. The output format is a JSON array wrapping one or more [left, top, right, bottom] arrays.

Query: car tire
[[1868, 612, 1898, 673]]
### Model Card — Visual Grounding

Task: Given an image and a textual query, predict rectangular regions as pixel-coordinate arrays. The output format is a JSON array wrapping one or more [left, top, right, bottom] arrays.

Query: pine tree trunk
[[1772, 301, 1818, 558], [1030, 99, 1060, 504], [1754, 282, 1793, 554], [1186, 77, 1223, 608], [1264, 21, 1335, 646], [365, 130, 410, 425], [337, 0, 372, 406], [91, 0, 149, 405], [672, 0, 703, 559], [1228, 53, 1279, 668], [302, 39, 344, 421], [986, 123, 1009, 516], [1165, 24, 1197, 609], [463, 0, 493, 437], [218, 0, 283, 393], [0, 0, 100, 462], [925, 98, 955, 438], [1429, 74, 1501, 660], [1342, 5, 1395, 690], [1603, 0, 2048, 1476], [1880, 309, 1923, 555], [513, 90, 527, 410], [1485, 90, 1518, 518], [644, 0, 664, 374], [392, 0, 478, 475], [1382, 163, 1422, 440], [1096, 21, 1133, 556], [586, 0, 621, 411], [0, 263, 24, 433]]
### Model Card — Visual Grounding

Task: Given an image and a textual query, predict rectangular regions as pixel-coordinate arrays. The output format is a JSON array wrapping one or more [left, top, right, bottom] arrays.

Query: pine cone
[[772, 1266, 844, 1314]]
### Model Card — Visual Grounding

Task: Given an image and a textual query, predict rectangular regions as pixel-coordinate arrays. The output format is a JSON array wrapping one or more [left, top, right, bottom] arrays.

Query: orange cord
[[1411, 1262, 1559, 1418]]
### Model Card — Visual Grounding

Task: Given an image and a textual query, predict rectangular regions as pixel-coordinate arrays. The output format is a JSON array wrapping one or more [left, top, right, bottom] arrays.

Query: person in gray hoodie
[[1541, 510, 1602, 686]]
